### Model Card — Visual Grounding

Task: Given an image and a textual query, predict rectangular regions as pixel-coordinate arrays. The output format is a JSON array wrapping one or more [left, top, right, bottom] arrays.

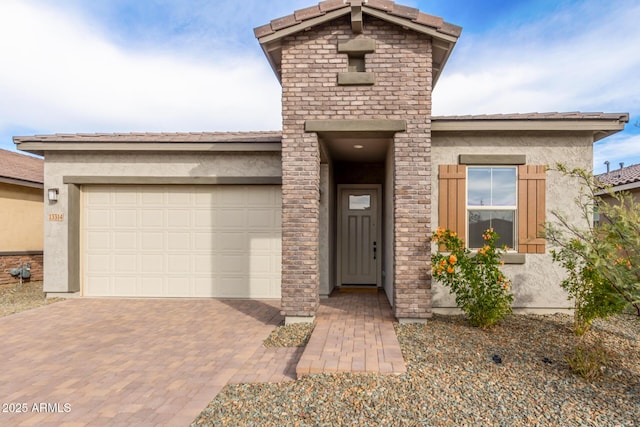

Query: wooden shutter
[[518, 165, 546, 253], [438, 164, 466, 240]]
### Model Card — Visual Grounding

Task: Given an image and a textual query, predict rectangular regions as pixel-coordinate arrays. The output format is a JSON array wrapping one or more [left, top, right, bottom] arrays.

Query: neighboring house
[[596, 162, 640, 205], [0, 149, 44, 284], [14, 1, 629, 322]]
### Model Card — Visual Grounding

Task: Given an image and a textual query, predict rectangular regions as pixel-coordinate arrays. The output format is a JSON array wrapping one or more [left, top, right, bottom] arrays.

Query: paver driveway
[[0, 298, 283, 426]]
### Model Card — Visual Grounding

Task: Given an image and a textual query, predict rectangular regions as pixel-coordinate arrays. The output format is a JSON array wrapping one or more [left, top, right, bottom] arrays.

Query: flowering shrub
[[431, 227, 513, 328]]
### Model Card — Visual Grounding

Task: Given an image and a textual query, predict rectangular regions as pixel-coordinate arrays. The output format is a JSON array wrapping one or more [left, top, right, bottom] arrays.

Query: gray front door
[[339, 187, 379, 285]]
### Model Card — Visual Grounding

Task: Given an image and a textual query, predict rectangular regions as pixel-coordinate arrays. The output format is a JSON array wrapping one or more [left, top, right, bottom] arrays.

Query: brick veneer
[[280, 16, 433, 320], [0, 253, 44, 285]]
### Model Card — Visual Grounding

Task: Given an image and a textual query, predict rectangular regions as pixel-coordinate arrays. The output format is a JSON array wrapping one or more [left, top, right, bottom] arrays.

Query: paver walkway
[[0, 298, 293, 426], [296, 289, 407, 377]]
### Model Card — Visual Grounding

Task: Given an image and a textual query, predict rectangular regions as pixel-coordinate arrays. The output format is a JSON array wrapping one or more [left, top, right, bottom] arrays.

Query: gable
[[254, 0, 461, 85]]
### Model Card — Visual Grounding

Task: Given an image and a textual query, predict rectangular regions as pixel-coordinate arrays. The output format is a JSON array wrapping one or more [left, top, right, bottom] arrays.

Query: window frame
[[465, 165, 518, 251]]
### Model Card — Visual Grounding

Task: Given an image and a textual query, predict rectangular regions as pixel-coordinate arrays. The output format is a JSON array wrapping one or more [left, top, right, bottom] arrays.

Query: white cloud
[[433, 1, 640, 116], [594, 133, 640, 174], [0, 0, 282, 138]]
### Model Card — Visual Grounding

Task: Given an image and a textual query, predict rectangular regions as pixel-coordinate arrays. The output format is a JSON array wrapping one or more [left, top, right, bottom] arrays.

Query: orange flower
[[449, 254, 457, 265], [447, 266, 455, 274]]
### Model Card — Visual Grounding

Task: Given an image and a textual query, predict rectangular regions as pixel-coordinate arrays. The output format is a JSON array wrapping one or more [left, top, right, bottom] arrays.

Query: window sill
[[501, 253, 525, 264]]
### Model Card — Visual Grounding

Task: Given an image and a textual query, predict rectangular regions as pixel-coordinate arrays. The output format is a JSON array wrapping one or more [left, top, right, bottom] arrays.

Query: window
[[349, 194, 371, 210], [467, 167, 517, 249], [438, 163, 546, 255]]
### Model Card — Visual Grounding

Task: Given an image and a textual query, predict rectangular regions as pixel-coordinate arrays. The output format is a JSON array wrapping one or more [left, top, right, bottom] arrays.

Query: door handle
[[373, 241, 377, 260]]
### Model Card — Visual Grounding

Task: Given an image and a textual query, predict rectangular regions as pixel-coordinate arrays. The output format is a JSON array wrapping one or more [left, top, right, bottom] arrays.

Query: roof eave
[[432, 118, 628, 141], [0, 176, 44, 189], [15, 141, 282, 157]]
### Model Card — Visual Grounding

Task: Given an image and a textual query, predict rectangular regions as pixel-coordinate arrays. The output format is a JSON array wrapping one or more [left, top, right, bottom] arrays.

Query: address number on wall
[[48, 213, 64, 222]]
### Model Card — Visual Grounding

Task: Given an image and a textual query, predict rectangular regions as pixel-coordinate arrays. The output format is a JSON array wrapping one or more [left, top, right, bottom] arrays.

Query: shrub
[[546, 164, 639, 335], [431, 227, 513, 328], [566, 340, 607, 381]]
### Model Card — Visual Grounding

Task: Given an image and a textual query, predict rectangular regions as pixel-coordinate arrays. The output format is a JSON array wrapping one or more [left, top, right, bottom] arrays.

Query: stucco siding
[[42, 151, 282, 294], [431, 132, 593, 310], [0, 183, 43, 252]]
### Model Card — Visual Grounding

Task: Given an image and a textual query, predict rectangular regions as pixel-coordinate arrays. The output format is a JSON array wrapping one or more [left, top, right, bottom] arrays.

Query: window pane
[[468, 210, 515, 249], [491, 168, 517, 206], [349, 195, 371, 210], [467, 168, 492, 206]]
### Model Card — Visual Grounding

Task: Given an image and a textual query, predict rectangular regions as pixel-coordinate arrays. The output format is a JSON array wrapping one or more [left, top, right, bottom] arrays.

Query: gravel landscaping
[[193, 313, 639, 426], [0, 281, 61, 317], [263, 322, 316, 348]]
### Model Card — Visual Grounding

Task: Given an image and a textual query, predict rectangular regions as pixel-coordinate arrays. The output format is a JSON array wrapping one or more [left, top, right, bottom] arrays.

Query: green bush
[[431, 227, 513, 328], [546, 164, 640, 335]]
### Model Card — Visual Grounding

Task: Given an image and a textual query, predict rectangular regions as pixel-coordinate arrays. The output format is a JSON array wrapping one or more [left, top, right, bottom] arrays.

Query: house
[[14, 0, 628, 323], [596, 162, 640, 204], [0, 149, 44, 284]]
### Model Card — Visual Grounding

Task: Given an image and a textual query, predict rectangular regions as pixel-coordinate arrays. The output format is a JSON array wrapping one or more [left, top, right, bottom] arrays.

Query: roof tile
[[270, 14, 299, 31], [13, 131, 283, 144], [0, 149, 43, 184], [389, 4, 420, 20], [438, 21, 463, 37], [433, 112, 629, 121], [294, 5, 325, 21], [366, 0, 395, 12], [596, 163, 640, 187], [318, 0, 347, 13], [414, 12, 444, 29], [254, 23, 275, 38]]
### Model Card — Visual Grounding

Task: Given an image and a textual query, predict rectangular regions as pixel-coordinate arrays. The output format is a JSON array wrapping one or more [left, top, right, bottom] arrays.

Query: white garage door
[[82, 185, 281, 298]]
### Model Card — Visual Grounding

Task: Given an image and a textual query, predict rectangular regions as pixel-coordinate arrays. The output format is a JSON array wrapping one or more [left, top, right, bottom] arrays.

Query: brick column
[[393, 127, 432, 321], [280, 131, 321, 322]]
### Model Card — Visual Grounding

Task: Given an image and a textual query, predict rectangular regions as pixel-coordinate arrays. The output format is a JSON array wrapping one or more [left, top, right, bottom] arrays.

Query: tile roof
[[596, 163, 640, 187], [434, 112, 630, 121], [0, 149, 43, 185], [13, 112, 629, 145], [254, 0, 462, 39], [13, 131, 283, 144]]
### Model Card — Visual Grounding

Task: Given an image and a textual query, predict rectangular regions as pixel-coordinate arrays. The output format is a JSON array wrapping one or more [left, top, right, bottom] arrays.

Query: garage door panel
[[86, 231, 110, 250], [167, 255, 190, 273], [114, 254, 136, 273], [167, 278, 190, 297], [167, 210, 191, 227], [114, 210, 137, 228], [167, 232, 191, 250], [141, 189, 164, 204], [217, 209, 246, 227], [113, 232, 137, 250], [141, 278, 164, 296], [141, 254, 164, 273], [83, 185, 281, 298], [87, 210, 111, 228], [194, 210, 215, 227], [167, 192, 191, 205], [87, 254, 110, 273], [141, 232, 163, 250], [218, 232, 247, 251], [113, 278, 138, 296], [141, 210, 164, 227]]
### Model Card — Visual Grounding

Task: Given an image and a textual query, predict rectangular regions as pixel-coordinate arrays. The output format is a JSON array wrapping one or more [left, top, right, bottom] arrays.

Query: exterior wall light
[[48, 188, 59, 202]]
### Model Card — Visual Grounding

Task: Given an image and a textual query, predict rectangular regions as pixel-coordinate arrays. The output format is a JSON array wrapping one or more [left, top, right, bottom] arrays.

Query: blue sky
[[1, 0, 638, 174]]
